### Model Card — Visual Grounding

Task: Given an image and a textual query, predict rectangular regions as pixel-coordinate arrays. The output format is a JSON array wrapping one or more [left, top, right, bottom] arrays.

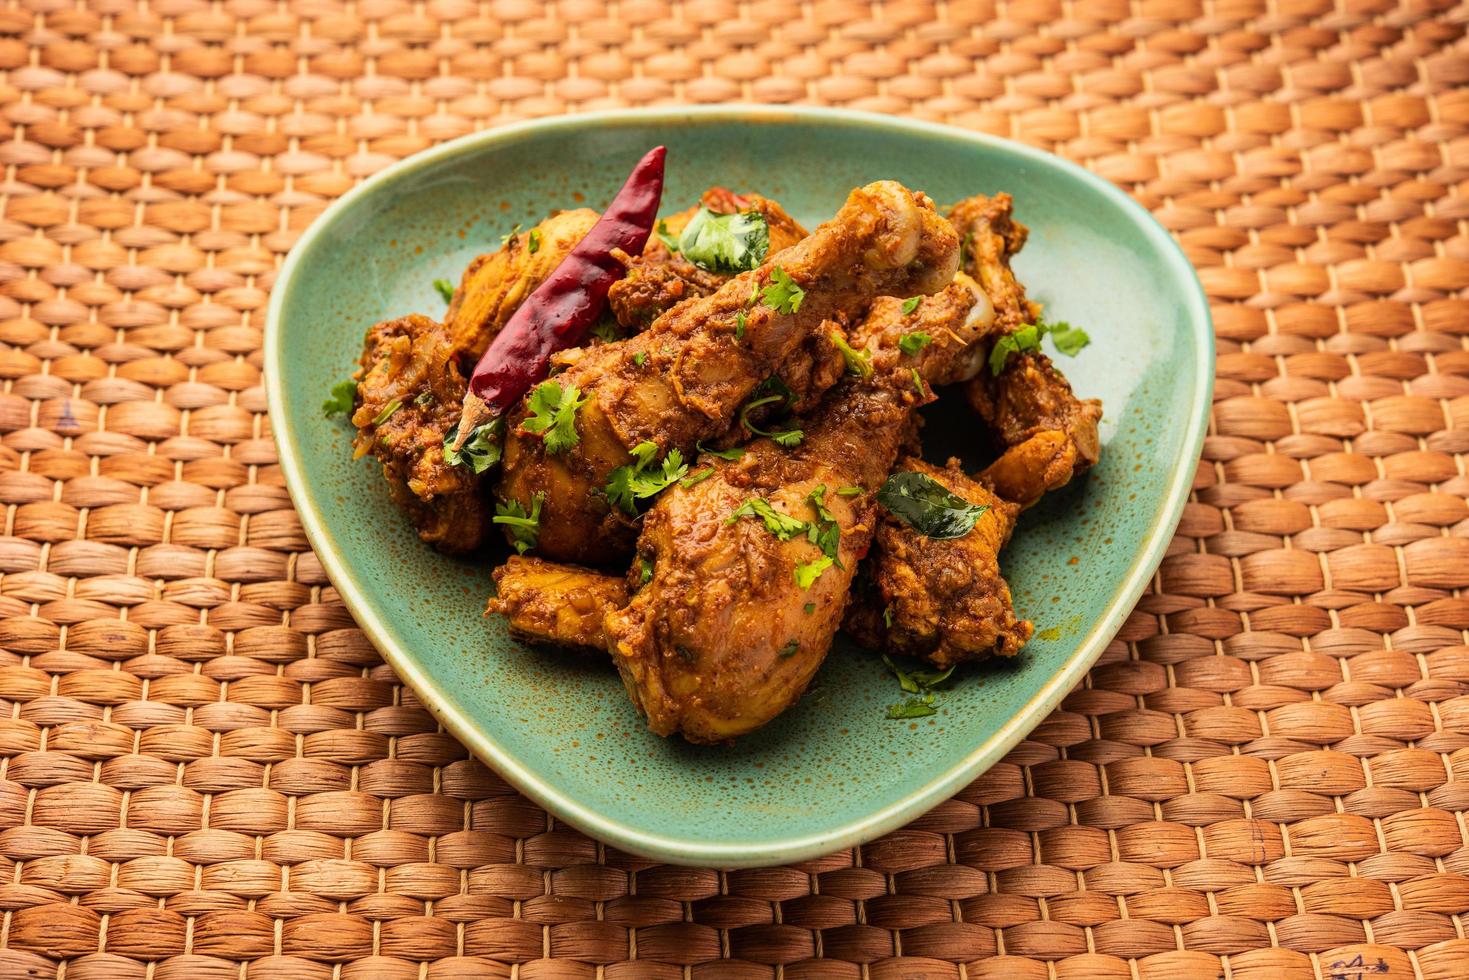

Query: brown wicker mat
[[0, 0, 1465, 976]]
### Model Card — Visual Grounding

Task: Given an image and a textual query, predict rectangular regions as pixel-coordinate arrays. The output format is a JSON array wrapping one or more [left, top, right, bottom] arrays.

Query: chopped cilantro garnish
[[638, 557, 653, 585], [882, 654, 955, 720], [372, 399, 402, 425], [633, 351, 647, 367], [760, 266, 804, 314], [680, 467, 713, 489], [655, 219, 679, 252], [832, 333, 873, 378], [878, 470, 990, 539], [739, 393, 803, 448], [989, 316, 1091, 374], [1048, 320, 1091, 355], [493, 492, 544, 555], [520, 380, 588, 455], [794, 555, 833, 589], [414, 390, 434, 408], [836, 486, 863, 496], [899, 331, 932, 356], [322, 378, 357, 419], [734, 310, 746, 341], [726, 497, 807, 540], [902, 296, 922, 315], [698, 442, 745, 461], [779, 640, 800, 658], [442, 418, 504, 474], [804, 602, 815, 615], [527, 228, 541, 253], [604, 443, 690, 515], [677, 207, 770, 273], [912, 368, 925, 395], [590, 316, 621, 343], [433, 278, 455, 304], [886, 696, 937, 720]]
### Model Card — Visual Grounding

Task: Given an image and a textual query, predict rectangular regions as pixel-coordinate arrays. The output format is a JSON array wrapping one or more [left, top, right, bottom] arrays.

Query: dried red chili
[[452, 146, 666, 448]]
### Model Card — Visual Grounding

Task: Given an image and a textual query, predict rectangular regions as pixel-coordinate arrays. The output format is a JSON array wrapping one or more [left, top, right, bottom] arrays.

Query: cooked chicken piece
[[352, 314, 487, 553], [845, 457, 1033, 668], [608, 190, 803, 333], [497, 180, 960, 566], [445, 208, 600, 356], [844, 194, 1097, 666], [968, 352, 1102, 507], [604, 279, 996, 743], [948, 193, 1038, 334], [608, 188, 808, 331], [951, 193, 1102, 505], [487, 556, 629, 651]]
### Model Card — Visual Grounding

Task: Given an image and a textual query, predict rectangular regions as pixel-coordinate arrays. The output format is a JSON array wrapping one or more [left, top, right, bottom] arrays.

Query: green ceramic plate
[[265, 106, 1213, 867]]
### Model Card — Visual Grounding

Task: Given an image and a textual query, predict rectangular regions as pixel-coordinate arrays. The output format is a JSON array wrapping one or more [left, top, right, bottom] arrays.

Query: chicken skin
[[486, 556, 628, 651], [497, 180, 960, 566], [608, 188, 808, 331], [445, 208, 600, 355], [352, 314, 487, 553], [604, 277, 996, 743]]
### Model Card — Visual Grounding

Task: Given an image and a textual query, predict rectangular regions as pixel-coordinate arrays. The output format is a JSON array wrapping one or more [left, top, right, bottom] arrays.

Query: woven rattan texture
[[0, 0, 1465, 977]]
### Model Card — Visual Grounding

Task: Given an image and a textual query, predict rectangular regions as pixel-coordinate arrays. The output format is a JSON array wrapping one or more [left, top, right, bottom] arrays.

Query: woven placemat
[[0, 0, 1466, 976]]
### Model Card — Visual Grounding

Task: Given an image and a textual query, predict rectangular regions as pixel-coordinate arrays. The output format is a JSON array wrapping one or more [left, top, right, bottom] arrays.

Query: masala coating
[[352, 314, 486, 553], [487, 556, 629, 651]]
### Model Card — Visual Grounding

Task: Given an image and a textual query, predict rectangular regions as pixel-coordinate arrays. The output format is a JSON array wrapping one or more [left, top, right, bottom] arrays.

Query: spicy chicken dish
[[326, 147, 1100, 744]]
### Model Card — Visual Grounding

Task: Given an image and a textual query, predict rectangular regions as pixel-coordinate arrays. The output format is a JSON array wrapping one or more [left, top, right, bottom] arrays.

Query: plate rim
[[264, 104, 1215, 867]]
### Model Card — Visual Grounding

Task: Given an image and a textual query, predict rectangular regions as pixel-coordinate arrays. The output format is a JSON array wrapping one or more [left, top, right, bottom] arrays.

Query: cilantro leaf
[[1048, 320, 1091, 356], [726, 498, 808, 540], [832, 333, 873, 378], [442, 418, 504, 474], [493, 492, 544, 555], [877, 471, 990, 540], [603, 443, 689, 515], [899, 331, 932, 356], [734, 310, 746, 341], [698, 442, 745, 461], [322, 378, 357, 419], [638, 557, 654, 585], [590, 316, 621, 343], [989, 316, 1091, 374], [794, 555, 833, 589], [655, 220, 680, 252], [527, 228, 541, 253], [882, 654, 956, 719], [372, 399, 403, 425], [779, 640, 800, 658], [886, 696, 937, 720], [433, 279, 455, 304], [678, 207, 770, 273], [680, 467, 713, 489], [739, 392, 804, 448], [760, 266, 804, 314], [520, 380, 588, 455], [902, 296, 922, 315], [633, 351, 647, 366]]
